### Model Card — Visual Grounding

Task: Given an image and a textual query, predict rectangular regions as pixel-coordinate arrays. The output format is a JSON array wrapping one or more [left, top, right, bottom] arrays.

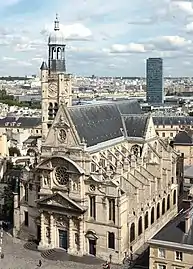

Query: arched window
[[173, 190, 177, 205], [130, 223, 135, 243], [162, 198, 166, 215], [52, 47, 56, 59], [167, 194, 170, 210], [144, 212, 148, 229], [57, 47, 62, 59], [153, 142, 157, 151], [157, 203, 160, 219], [151, 207, 154, 224], [138, 216, 142, 236]]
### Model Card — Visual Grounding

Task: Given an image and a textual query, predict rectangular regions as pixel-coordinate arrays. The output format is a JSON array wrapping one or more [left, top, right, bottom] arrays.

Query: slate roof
[[116, 99, 142, 115], [173, 130, 193, 144], [184, 165, 193, 179], [0, 117, 41, 128], [68, 100, 142, 147], [153, 209, 193, 246], [153, 116, 193, 126], [122, 115, 149, 138], [23, 136, 41, 145]]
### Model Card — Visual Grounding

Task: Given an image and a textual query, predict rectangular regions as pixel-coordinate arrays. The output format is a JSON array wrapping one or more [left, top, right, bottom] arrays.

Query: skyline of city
[[0, 0, 193, 76]]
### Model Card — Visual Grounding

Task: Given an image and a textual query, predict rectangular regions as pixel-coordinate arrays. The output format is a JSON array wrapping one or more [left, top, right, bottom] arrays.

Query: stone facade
[[14, 109, 179, 263], [13, 16, 181, 264]]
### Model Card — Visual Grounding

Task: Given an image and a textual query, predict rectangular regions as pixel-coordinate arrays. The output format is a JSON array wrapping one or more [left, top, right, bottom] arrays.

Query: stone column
[[68, 218, 73, 253], [50, 214, 54, 247], [38, 212, 45, 250], [79, 218, 84, 255]]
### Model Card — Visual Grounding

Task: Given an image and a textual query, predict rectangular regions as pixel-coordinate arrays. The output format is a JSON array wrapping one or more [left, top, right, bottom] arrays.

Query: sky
[[1, 0, 193, 76]]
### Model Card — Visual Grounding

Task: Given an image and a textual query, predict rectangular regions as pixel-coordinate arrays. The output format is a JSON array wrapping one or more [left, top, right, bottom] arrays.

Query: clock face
[[48, 82, 58, 97]]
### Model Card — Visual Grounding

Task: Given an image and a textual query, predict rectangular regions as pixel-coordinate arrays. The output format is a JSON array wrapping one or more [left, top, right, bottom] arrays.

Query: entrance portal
[[89, 239, 96, 256], [37, 225, 41, 243], [59, 230, 68, 250]]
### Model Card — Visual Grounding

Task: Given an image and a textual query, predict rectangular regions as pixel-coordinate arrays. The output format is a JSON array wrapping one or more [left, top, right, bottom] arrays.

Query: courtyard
[[0, 232, 121, 269]]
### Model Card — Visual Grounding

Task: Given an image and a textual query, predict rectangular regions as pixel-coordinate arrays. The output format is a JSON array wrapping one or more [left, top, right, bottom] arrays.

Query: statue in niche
[[73, 218, 79, 230], [73, 182, 78, 191], [44, 173, 50, 186]]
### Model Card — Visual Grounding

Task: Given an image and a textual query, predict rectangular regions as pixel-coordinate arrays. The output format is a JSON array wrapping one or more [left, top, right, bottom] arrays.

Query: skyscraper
[[146, 58, 164, 104]]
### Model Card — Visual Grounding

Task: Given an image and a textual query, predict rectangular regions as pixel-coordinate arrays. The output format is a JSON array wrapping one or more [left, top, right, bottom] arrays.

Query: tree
[[9, 147, 21, 157], [3, 181, 14, 223]]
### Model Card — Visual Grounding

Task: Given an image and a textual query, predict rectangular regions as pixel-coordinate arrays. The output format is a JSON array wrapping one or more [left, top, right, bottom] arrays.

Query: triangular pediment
[[145, 116, 157, 140], [37, 191, 85, 212], [44, 105, 81, 147]]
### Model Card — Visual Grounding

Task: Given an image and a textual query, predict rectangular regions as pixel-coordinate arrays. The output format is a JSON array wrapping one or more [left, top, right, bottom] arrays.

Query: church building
[[13, 15, 181, 264]]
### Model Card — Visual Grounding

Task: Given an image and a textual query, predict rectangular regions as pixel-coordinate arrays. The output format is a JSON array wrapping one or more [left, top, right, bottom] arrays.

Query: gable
[[37, 192, 85, 212], [122, 115, 148, 138], [44, 105, 81, 147], [145, 116, 157, 140]]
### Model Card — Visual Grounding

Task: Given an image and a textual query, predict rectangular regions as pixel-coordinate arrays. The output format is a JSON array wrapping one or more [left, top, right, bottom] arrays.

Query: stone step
[[41, 249, 56, 259], [23, 241, 38, 251]]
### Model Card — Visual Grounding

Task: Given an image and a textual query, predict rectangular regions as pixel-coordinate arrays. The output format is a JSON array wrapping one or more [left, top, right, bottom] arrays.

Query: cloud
[[108, 43, 146, 53], [171, 1, 193, 15], [2, 57, 16, 61], [186, 22, 193, 32], [41, 23, 92, 41], [106, 35, 192, 55], [0, 0, 193, 76], [0, 0, 21, 8], [150, 35, 192, 51]]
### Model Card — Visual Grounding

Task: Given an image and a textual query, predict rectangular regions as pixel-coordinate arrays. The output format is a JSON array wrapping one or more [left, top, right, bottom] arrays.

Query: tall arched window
[[130, 223, 135, 243], [138, 216, 142, 236], [153, 142, 157, 151], [173, 190, 177, 205], [157, 203, 160, 219], [52, 47, 56, 59], [144, 212, 148, 229], [167, 194, 170, 210], [151, 207, 154, 224], [162, 198, 166, 215], [57, 47, 62, 59]]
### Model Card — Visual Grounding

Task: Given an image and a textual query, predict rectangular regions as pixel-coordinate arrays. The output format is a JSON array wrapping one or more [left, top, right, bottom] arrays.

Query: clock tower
[[40, 14, 72, 140]]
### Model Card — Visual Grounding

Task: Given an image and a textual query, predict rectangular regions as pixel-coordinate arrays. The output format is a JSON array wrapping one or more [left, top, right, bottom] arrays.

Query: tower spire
[[54, 13, 60, 31]]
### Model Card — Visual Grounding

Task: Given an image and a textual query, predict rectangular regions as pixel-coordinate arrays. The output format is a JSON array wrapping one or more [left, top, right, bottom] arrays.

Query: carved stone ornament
[[73, 218, 79, 230], [44, 214, 50, 225], [43, 172, 50, 186], [56, 215, 69, 228], [58, 129, 67, 143]]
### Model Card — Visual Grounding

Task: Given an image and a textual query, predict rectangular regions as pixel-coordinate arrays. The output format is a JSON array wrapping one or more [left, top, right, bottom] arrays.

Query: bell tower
[[41, 14, 72, 141], [48, 14, 66, 74]]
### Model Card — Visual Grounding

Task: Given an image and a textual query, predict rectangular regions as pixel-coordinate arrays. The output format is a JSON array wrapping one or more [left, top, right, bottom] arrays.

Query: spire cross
[[54, 13, 60, 31]]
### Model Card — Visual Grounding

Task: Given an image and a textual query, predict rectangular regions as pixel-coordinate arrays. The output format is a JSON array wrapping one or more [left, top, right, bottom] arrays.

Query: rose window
[[55, 166, 69, 185], [58, 129, 67, 142]]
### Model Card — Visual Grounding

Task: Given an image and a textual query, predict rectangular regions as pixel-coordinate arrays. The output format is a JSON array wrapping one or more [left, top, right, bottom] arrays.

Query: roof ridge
[[68, 99, 138, 110]]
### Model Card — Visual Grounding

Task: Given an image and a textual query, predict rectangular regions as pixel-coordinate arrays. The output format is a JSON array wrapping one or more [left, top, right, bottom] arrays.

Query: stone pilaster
[[50, 214, 54, 247], [79, 219, 84, 255], [68, 218, 73, 253]]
